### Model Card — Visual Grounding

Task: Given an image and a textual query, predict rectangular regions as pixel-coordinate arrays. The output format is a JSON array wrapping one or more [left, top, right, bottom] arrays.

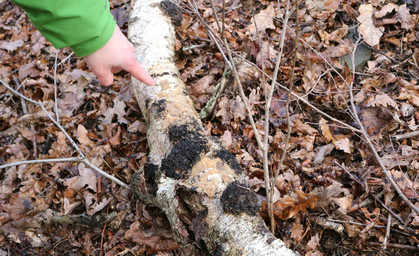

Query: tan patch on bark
[[190, 157, 235, 197]]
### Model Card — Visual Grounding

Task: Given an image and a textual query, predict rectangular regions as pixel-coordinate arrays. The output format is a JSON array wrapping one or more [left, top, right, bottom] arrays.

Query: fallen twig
[[382, 213, 391, 250], [0, 78, 130, 189], [53, 49, 59, 122], [334, 160, 405, 224], [269, 0, 293, 232], [392, 130, 419, 140], [347, 40, 419, 215], [327, 219, 413, 237], [230, 52, 362, 134], [368, 242, 419, 251]]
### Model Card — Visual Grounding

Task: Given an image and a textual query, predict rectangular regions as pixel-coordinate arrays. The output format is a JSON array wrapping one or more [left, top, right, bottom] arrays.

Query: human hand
[[85, 25, 155, 86]]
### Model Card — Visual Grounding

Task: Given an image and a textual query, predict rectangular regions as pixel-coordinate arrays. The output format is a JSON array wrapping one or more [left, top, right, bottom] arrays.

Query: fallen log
[[128, 0, 298, 255]]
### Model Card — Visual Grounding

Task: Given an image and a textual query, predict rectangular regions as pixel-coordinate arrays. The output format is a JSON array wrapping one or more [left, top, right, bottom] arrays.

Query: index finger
[[124, 58, 155, 86]]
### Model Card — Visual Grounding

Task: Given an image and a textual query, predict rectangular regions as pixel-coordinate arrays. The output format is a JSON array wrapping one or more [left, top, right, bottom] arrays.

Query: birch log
[[128, 1, 298, 255]]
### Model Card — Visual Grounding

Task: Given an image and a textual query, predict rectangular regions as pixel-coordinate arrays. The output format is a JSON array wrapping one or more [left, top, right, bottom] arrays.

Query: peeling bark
[[128, 1, 298, 255]]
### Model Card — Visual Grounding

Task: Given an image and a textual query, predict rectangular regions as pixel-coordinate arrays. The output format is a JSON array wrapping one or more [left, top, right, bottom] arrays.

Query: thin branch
[[0, 157, 130, 188], [209, 0, 223, 38], [53, 49, 59, 122], [368, 242, 419, 251], [334, 160, 405, 224], [392, 130, 419, 140], [57, 51, 74, 66], [267, 0, 292, 232], [221, 0, 225, 37], [206, 0, 264, 150], [0, 157, 84, 169], [382, 213, 391, 250], [230, 52, 362, 133], [347, 39, 419, 215], [0, 78, 131, 189], [327, 219, 412, 237], [81, 159, 129, 188]]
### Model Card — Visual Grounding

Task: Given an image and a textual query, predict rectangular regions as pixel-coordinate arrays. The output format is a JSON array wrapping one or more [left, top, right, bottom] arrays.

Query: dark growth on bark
[[221, 181, 260, 216], [162, 123, 209, 179], [144, 162, 160, 194], [167, 121, 204, 142], [150, 99, 167, 114], [159, 0, 183, 26], [214, 149, 242, 175]]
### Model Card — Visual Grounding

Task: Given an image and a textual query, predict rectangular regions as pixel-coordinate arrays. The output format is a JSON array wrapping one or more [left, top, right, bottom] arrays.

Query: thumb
[[124, 58, 155, 86]]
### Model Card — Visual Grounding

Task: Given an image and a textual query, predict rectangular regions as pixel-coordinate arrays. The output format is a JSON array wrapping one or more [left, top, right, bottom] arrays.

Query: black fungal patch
[[144, 162, 160, 195], [215, 149, 242, 174], [162, 134, 208, 179], [220, 181, 260, 216], [161, 123, 208, 179], [153, 71, 170, 77], [145, 98, 151, 109], [167, 120, 204, 142], [213, 242, 224, 256], [150, 99, 167, 114], [159, 0, 183, 26]]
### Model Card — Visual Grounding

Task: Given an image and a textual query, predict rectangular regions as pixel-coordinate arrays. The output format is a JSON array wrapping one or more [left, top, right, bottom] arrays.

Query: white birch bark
[[128, 1, 298, 255]]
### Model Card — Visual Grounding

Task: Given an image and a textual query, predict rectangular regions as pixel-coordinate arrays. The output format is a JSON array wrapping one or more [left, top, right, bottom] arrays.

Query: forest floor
[[1, 0, 419, 255]]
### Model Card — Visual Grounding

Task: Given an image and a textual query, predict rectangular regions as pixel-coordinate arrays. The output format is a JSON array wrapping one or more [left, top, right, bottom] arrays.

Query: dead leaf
[[357, 4, 384, 46], [290, 221, 304, 241], [63, 163, 97, 192], [18, 62, 41, 81], [360, 107, 397, 135], [319, 118, 335, 142], [0, 39, 23, 51], [334, 137, 353, 154], [306, 0, 342, 11], [375, 4, 415, 30], [125, 220, 180, 253], [318, 24, 348, 44], [307, 233, 320, 251], [374, 3, 397, 19], [220, 129, 232, 149], [77, 125, 94, 146], [313, 144, 334, 164], [230, 95, 246, 121], [248, 4, 276, 36], [102, 96, 128, 125], [293, 118, 319, 135], [315, 181, 353, 214], [271, 190, 317, 220], [84, 191, 113, 215], [365, 93, 398, 109]]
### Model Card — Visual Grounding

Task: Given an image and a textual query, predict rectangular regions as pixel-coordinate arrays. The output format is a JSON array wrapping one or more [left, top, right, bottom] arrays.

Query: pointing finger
[[124, 57, 155, 86]]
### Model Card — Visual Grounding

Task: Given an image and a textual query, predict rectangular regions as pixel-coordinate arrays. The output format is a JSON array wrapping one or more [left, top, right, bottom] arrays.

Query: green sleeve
[[12, 0, 116, 57]]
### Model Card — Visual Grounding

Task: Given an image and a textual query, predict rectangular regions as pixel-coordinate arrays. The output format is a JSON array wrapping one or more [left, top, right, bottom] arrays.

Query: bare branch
[[0, 78, 131, 189], [0, 157, 84, 169], [392, 130, 419, 140], [347, 39, 419, 215], [53, 49, 59, 122], [270, 0, 294, 232]]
